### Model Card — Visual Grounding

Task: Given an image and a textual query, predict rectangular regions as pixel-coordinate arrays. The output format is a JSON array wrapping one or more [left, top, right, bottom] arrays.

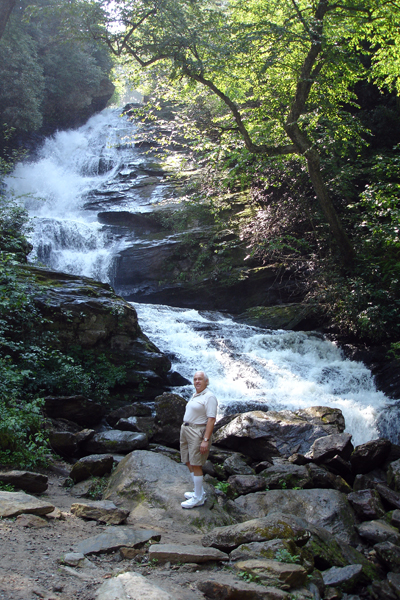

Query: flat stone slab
[[75, 526, 161, 555], [322, 564, 363, 592], [356, 519, 400, 545], [96, 572, 173, 600], [0, 491, 55, 518], [198, 574, 290, 599], [70, 500, 129, 524], [148, 543, 229, 563]]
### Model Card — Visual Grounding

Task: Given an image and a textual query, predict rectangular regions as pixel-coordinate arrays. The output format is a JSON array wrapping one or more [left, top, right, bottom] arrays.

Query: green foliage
[[215, 481, 230, 494], [0, 482, 15, 492], [236, 570, 262, 585], [85, 476, 109, 500], [275, 549, 300, 564]]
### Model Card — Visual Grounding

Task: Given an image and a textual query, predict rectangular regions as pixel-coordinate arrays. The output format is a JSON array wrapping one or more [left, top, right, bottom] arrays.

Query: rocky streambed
[[2, 392, 400, 600]]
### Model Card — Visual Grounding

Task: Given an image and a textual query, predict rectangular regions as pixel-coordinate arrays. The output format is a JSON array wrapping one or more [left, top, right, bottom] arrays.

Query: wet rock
[[234, 489, 357, 544], [223, 453, 255, 476], [374, 541, 400, 572], [0, 491, 54, 517], [388, 459, 400, 492], [69, 454, 114, 483], [213, 409, 344, 460], [151, 392, 187, 448], [84, 430, 148, 454], [259, 462, 310, 490], [321, 564, 363, 592], [356, 519, 400, 545], [391, 510, 400, 528], [353, 470, 386, 492], [305, 463, 351, 493], [295, 406, 345, 433], [198, 575, 290, 599], [347, 489, 385, 520], [201, 514, 309, 552], [306, 433, 354, 464], [324, 455, 354, 485], [148, 543, 229, 563], [233, 559, 307, 589], [95, 572, 173, 600], [369, 577, 398, 600], [350, 439, 391, 474], [0, 471, 48, 494], [228, 475, 267, 496], [104, 450, 233, 532], [75, 526, 161, 555], [70, 500, 129, 524], [61, 552, 90, 568]]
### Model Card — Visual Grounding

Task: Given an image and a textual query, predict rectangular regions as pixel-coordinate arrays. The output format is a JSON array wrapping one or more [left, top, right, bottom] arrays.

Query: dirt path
[[0, 468, 227, 600]]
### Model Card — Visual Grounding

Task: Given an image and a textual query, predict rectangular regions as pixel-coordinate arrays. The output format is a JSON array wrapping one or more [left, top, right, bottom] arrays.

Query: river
[[5, 107, 397, 447]]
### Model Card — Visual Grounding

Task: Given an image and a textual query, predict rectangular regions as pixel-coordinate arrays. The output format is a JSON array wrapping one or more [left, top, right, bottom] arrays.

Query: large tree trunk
[[0, 0, 16, 40]]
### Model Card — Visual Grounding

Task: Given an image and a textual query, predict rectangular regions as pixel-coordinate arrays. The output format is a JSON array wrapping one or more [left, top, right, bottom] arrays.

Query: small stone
[[70, 500, 129, 524], [119, 547, 145, 560], [61, 552, 87, 567], [16, 514, 49, 528], [75, 526, 161, 556]]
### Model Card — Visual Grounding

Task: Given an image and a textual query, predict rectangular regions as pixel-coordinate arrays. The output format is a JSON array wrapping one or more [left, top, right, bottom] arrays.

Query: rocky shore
[[2, 393, 400, 600]]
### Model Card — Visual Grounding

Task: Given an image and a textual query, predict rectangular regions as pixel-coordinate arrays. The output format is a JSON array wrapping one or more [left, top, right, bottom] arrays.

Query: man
[[180, 371, 218, 509]]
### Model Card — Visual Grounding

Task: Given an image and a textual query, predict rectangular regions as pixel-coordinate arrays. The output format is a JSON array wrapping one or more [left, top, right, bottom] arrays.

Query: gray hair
[[194, 371, 209, 386]]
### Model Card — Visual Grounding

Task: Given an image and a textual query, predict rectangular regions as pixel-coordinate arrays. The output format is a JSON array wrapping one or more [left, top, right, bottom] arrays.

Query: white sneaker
[[184, 490, 206, 500], [181, 495, 206, 509]]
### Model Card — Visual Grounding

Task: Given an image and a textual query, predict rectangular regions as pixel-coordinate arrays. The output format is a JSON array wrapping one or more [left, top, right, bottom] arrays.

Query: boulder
[[392, 510, 400, 528], [350, 439, 392, 474], [233, 559, 307, 589], [96, 572, 173, 600], [375, 483, 400, 510], [45, 395, 105, 427], [104, 450, 234, 532], [115, 416, 155, 436], [0, 491, 54, 518], [48, 431, 79, 457], [353, 470, 386, 492], [305, 463, 352, 493], [388, 459, 400, 492], [347, 489, 385, 521], [323, 455, 354, 485], [223, 454, 255, 476], [0, 471, 48, 494], [69, 454, 114, 483], [201, 514, 310, 552], [375, 541, 400, 573], [295, 407, 345, 433], [151, 392, 187, 448], [229, 539, 301, 563], [70, 500, 129, 524], [233, 489, 357, 544], [75, 526, 161, 556], [306, 433, 354, 464], [228, 475, 267, 496], [259, 463, 310, 490], [106, 404, 152, 427], [84, 430, 148, 454], [148, 543, 229, 563], [322, 564, 363, 593], [198, 577, 290, 599], [356, 520, 400, 545], [213, 408, 345, 460]]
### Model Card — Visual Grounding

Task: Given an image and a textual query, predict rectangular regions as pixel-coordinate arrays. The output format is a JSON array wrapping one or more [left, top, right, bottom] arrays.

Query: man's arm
[[200, 417, 216, 454]]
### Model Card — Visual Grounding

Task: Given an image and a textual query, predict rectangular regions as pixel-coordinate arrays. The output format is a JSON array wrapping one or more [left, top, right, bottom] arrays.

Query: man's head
[[193, 371, 209, 393]]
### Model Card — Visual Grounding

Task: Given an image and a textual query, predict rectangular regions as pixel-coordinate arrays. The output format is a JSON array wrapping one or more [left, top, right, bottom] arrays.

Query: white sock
[[194, 475, 203, 499], [190, 472, 195, 485]]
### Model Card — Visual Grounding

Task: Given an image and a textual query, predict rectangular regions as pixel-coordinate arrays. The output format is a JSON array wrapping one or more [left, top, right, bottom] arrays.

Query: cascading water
[[6, 108, 397, 446]]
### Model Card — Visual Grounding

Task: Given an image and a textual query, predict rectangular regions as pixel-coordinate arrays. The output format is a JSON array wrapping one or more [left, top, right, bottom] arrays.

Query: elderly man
[[180, 371, 218, 509]]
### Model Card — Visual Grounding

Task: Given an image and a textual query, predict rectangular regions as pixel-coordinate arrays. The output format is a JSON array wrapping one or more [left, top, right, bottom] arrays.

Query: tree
[[0, 0, 16, 40], [87, 0, 399, 262]]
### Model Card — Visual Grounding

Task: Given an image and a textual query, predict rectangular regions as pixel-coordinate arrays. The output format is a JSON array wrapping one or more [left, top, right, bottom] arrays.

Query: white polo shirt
[[183, 388, 218, 425]]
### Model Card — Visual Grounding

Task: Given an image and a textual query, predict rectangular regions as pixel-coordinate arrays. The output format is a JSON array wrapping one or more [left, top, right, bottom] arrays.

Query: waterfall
[[6, 108, 397, 447]]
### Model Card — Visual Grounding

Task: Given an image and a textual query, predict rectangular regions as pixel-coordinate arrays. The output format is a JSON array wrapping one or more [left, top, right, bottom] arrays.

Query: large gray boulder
[[233, 489, 357, 544], [212, 408, 345, 459], [350, 439, 392, 474], [151, 392, 187, 449], [69, 454, 114, 483], [0, 471, 48, 494], [104, 450, 234, 532], [306, 433, 354, 463]]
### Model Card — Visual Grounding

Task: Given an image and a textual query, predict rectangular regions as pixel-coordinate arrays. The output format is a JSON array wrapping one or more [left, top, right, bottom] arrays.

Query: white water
[[5, 108, 398, 446]]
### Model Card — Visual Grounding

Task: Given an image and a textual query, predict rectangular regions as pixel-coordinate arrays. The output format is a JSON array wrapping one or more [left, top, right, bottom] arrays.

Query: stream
[[5, 107, 398, 447]]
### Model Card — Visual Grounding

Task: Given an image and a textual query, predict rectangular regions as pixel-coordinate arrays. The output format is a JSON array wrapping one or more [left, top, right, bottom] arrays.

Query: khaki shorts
[[180, 424, 211, 466]]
